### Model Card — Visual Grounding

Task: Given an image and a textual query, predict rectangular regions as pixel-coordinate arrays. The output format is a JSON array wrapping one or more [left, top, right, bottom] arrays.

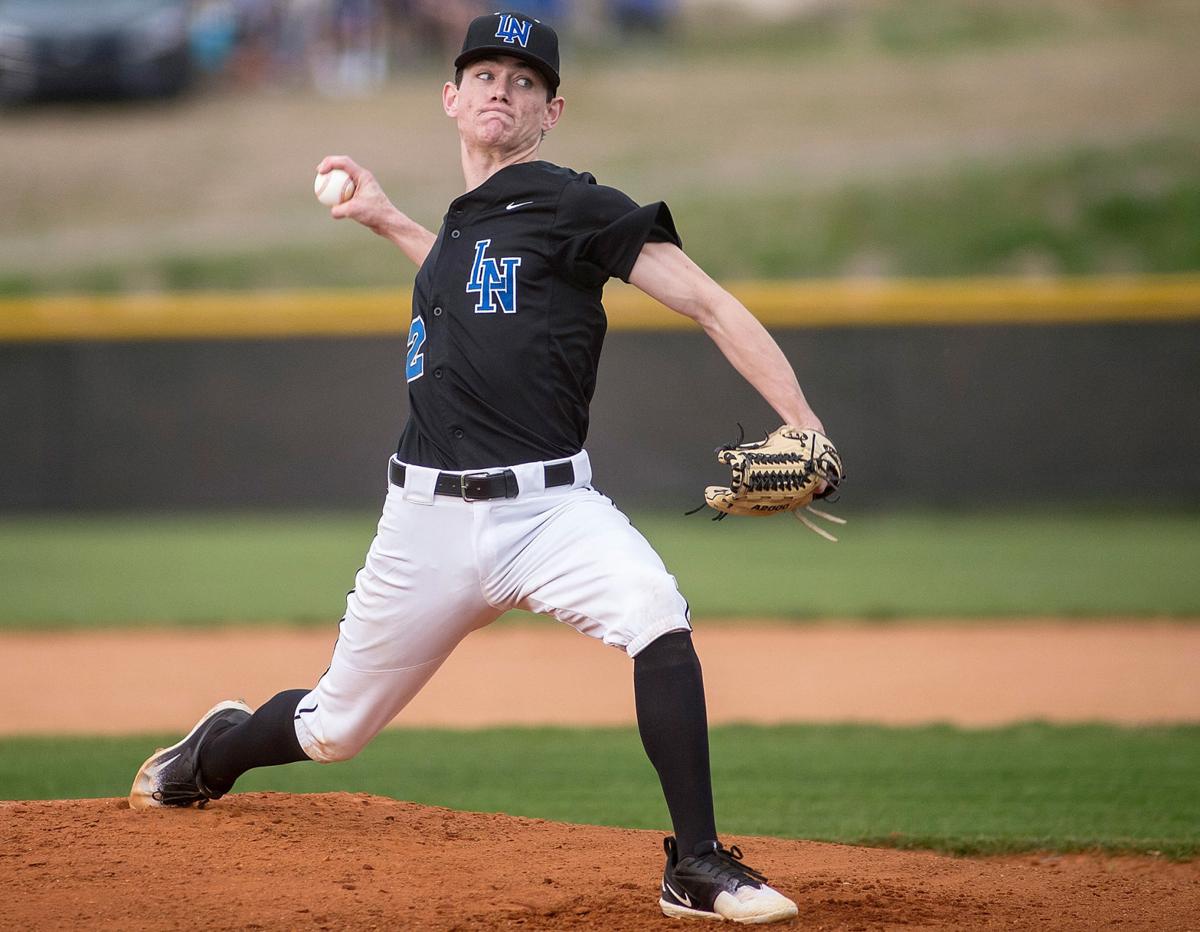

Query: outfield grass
[[0, 506, 1195, 628], [2, 723, 1196, 859], [1, 508, 1198, 628]]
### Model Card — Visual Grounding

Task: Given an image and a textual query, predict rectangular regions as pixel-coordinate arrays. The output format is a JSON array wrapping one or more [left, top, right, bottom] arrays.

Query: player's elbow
[[673, 292, 714, 328], [675, 277, 730, 329]]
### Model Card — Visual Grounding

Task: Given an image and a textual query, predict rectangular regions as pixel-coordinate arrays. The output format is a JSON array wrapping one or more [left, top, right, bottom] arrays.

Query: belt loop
[[401, 463, 438, 505], [570, 450, 592, 488], [509, 461, 544, 494], [503, 470, 519, 498]]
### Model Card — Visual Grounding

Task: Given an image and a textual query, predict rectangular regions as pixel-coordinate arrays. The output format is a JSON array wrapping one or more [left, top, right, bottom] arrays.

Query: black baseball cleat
[[659, 836, 798, 924], [128, 700, 253, 810]]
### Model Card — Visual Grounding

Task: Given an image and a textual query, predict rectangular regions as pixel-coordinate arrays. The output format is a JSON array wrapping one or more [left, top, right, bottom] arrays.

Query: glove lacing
[[744, 465, 813, 492]]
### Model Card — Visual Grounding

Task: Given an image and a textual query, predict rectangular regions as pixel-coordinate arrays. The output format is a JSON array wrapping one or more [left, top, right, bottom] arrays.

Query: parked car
[[0, 0, 193, 103]]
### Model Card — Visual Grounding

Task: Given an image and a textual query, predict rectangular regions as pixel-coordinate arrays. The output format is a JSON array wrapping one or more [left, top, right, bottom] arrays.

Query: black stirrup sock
[[634, 630, 718, 854], [198, 688, 311, 796]]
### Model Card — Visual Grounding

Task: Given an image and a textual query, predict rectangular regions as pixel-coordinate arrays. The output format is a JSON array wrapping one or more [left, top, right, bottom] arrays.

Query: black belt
[[388, 458, 575, 501]]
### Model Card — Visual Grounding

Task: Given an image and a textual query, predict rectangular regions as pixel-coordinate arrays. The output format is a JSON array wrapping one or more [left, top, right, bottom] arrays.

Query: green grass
[[0, 510, 377, 627], [0, 241, 421, 297], [7, 134, 1195, 296], [1, 508, 1198, 628], [867, 0, 1068, 55], [675, 136, 1200, 281], [2, 723, 1196, 859], [638, 508, 1200, 619]]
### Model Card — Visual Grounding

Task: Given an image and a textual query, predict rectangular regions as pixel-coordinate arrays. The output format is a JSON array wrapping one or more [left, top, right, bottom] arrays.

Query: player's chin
[[474, 120, 510, 145]]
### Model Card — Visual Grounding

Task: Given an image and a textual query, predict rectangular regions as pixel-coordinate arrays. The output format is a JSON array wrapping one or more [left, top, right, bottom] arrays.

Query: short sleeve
[[551, 176, 682, 288]]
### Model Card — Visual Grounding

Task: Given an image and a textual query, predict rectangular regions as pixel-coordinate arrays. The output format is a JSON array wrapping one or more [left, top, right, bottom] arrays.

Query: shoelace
[[152, 781, 211, 806], [686, 844, 769, 890]]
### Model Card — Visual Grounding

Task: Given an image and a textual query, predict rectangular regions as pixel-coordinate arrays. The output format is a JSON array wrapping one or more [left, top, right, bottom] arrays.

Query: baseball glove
[[701, 425, 846, 540]]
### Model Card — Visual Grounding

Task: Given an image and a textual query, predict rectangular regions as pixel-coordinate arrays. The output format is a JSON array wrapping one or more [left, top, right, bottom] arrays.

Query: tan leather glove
[[704, 425, 846, 540]]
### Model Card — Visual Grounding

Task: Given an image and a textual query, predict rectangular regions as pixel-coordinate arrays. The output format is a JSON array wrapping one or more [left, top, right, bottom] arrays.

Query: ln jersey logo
[[494, 14, 532, 47], [466, 239, 522, 314]]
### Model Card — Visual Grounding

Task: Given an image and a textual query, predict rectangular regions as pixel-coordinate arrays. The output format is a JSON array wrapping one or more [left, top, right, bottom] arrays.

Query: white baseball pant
[[293, 450, 692, 763]]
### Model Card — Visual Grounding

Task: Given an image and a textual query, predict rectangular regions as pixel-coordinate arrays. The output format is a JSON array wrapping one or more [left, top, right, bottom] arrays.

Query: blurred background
[[1, 0, 1198, 621], [1, 4, 1198, 863]]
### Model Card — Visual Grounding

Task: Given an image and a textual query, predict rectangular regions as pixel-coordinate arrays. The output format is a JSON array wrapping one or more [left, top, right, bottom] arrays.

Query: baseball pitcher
[[130, 11, 841, 924]]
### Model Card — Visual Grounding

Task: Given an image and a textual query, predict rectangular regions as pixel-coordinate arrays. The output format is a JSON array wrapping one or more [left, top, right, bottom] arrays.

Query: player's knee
[[305, 726, 370, 763], [622, 567, 686, 618]]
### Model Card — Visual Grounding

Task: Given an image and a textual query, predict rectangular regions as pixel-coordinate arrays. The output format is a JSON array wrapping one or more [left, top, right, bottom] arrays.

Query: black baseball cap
[[455, 11, 560, 93]]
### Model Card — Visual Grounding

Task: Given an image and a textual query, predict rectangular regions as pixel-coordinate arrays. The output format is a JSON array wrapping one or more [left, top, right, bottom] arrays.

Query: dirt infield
[[3, 621, 1198, 735], [6, 622, 1197, 929], [3, 793, 1197, 931]]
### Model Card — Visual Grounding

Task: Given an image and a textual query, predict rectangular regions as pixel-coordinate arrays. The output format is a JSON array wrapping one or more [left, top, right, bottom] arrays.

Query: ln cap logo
[[495, 13, 532, 47]]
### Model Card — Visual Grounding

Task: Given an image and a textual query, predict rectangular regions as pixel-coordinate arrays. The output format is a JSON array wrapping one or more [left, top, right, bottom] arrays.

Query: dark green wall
[[3, 322, 1197, 509]]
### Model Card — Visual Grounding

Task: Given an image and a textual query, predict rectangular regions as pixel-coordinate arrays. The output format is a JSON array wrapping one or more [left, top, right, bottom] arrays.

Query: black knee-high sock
[[634, 631, 717, 855], [198, 688, 311, 795]]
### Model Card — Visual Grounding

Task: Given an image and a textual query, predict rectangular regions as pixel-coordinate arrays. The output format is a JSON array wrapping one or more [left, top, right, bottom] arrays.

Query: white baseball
[[314, 168, 356, 207]]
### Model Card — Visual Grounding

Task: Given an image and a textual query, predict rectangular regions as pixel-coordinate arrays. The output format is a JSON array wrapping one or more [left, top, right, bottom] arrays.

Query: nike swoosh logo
[[157, 753, 181, 769], [506, 201, 533, 210], [664, 880, 693, 907]]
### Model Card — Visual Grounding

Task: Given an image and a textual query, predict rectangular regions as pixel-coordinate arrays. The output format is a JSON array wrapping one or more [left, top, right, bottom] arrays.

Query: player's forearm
[[700, 291, 825, 432], [349, 199, 435, 267], [377, 212, 437, 268], [629, 243, 824, 431]]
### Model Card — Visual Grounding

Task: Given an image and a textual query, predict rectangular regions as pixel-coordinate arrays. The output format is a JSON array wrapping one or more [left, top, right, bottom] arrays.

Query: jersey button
[[433, 368, 443, 379], [433, 306, 443, 317], [450, 230, 461, 239], [453, 428, 464, 439]]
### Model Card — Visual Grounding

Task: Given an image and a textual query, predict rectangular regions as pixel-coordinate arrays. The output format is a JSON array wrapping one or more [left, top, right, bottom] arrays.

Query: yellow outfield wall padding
[[1, 276, 1199, 342]]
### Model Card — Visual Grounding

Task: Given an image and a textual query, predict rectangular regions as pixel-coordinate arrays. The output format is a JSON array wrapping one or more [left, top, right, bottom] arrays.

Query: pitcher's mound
[[2, 793, 1195, 930]]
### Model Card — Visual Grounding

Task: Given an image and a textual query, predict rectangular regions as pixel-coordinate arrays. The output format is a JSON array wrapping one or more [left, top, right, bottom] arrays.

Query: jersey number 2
[[405, 315, 426, 382]]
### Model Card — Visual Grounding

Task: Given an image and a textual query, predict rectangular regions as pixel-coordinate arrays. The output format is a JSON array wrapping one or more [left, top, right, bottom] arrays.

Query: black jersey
[[396, 160, 680, 470]]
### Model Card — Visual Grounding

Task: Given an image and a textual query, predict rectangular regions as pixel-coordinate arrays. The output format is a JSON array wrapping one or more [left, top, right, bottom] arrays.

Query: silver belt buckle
[[460, 471, 493, 502]]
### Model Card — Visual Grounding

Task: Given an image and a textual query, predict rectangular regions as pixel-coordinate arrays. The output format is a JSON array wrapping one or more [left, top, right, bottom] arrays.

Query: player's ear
[[443, 81, 460, 118], [542, 97, 564, 133]]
